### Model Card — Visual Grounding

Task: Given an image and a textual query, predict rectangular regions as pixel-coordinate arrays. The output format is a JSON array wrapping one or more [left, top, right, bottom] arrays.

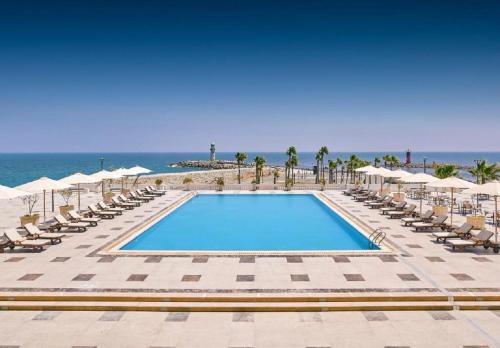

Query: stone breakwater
[[135, 167, 278, 186], [172, 160, 253, 170]]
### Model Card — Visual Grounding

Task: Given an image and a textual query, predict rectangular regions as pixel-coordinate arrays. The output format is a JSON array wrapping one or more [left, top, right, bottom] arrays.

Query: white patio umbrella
[[16, 177, 72, 222], [354, 165, 377, 189], [126, 166, 152, 188], [91, 170, 123, 198], [463, 181, 500, 244], [368, 167, 401, 195], [0, 184, 31, 200], [113, 168, 133, 190], [426, 177, 476, 226], [400, 173, 439, 214], [59, 173, 100, 211]]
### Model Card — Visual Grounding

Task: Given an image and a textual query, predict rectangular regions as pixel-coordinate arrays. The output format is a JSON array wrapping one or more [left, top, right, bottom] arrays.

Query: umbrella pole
[[450, 189, 454, 226], [78, 183, 81, 211], [101, 180, 105, 199], [419, 183, 423, 215], [43, 190, 46, 222], [51, 190, 54, 212], [495, 196, 498, 244]]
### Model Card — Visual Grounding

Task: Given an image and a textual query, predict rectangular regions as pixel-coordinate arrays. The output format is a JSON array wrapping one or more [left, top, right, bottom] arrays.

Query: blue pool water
[[121, 194, 377, 251]]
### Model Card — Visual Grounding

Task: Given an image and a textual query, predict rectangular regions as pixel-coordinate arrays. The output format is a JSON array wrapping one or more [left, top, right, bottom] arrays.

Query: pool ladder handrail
[[368, 228, 386, 248]]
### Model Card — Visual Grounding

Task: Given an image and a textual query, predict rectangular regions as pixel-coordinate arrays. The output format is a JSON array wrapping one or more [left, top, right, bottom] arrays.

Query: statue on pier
[[210, 143, 216, 161]]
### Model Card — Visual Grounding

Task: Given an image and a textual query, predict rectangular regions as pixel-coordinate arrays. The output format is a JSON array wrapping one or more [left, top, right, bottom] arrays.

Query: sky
[[1, 0, 499, 152]]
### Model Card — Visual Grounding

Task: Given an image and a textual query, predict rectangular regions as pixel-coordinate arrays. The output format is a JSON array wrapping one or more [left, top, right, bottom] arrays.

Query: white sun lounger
[[68, 210, 100, 226], [4, 229, 50, 251], [24, 223, 65, 244]]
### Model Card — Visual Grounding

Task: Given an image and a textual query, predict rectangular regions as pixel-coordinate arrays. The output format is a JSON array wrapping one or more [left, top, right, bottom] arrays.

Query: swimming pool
[[120, 194, 378, 252]]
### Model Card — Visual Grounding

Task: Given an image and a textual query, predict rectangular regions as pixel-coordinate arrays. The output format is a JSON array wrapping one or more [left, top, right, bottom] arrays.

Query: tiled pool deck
[[1, 189, 499, 347]]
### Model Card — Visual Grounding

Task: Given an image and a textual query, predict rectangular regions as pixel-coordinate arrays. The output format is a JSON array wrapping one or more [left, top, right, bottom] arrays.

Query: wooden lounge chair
[[402, 210, 434, 226], [4, 229, 50, 251], [68, 210, 100, 226], [354, 191, 375, 202], [413, 215, 448, 232], [364, 194, 385, 205], [54, 215, 88, 232], [432, 223, 473, 243], [24, 223, 65, 244], [98, 202, 125, 215], [143, 187, 162, 196], [147, 185, 166, 195], [368, 196, 393, 209], [88, 204, 117, 219], [136, 190, 156, 199], [447, 230, 494, 251], [130, 191, 152, 202], [380, 201, 407, 215], [387, 204, 416, 219], [118, 194, 141, 206], [111, 197, 135, 210]]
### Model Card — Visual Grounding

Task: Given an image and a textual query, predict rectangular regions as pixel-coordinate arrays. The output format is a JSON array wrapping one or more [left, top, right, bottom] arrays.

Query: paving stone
[[406, 244, 423, 249], [462, 346, 489, 348], [472, 257, 492, 263], [95, 234, 110, 239], [391, 234, 405, 238], [97, 256, 116, 263], [426, 256, 445, 262], [192, 256, 209, 263], [0, 345, 21, 348], [286, 256, 303, 263], [344, 274, 365, 281], [491, 310, 500, 318], [236, 274, 255, 282], [379, 255, 398, 262], [428, 311, 456, 320], [232, 312, 254, 322], [450, 273, 474, 281], [4, 257, 25, 262], [363, 311, 388, 321], [397, 273, 420, 281], [332, 256, 350, 263], [32, 311, 61, 320], [290, 274, 310, 282], [75, 244, 92, 249], [181, 274, 201, 282], [98, 311, 125, 321], [134, 215, 145, 217], [18, 273, 43, 281], [72, 274, 95, 281], [51, 256, 71, 262], [124, 220, 135, 223], [72, 346, 97, 348], [145, 256, 162, 263], [165, 312, 189, 322], [239, 256, 255, 263], [111, 227, 123, 231], [127, 274, 148, 281]]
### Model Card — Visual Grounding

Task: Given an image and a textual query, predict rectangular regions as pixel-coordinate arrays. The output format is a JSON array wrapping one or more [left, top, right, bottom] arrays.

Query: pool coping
[[101, 191, 394, 256]]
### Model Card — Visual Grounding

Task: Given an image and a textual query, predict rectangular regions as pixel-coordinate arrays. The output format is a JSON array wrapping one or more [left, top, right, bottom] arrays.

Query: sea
[[1, 152, 499, 187]]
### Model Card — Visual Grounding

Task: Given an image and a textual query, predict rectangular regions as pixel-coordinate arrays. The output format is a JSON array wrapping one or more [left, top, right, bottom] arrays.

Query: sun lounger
[[402, 210, 434, 226], [136, 190, 156, 199], [413, 215, 448, 232], [130, 191, 152, 202], [24, 223, 65, 244], [354, 191, 376, 202], [4, 229, 50, 251], [447, 229, 494, 251], [68, 210, 100, 226], [364, 194, 386, 205], [387, 204, 416, 219], [88, 204, 117, 219], [380, 201, 407, 215], [54, 215, 88, 232], [368, 196, 393, 209], [143, 187, 163, 196], [432, 223, 473, 243], [118, 194, 141, 206], [111, 197, 135, 210], [147, 185, 166, 195], [97, 202, 125, 215]]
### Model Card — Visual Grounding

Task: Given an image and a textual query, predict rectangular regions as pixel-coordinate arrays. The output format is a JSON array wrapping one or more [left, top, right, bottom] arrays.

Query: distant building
[[405, 148, 411, 165], [210, 143, 216, 161]]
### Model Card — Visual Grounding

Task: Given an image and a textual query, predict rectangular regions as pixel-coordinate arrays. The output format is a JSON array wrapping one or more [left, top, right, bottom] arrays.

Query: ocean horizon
[[1, 151, 499, 187]]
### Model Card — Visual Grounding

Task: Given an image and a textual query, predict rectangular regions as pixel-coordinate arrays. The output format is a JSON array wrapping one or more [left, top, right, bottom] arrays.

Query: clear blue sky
[[1, 0, 499, 152]]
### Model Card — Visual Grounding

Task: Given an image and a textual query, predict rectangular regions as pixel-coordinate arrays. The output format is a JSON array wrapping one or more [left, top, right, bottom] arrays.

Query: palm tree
[[285, 146, 297, 182], [469, 160, 500, 184], [434, 164, 458, 179], [235, 152, 247, 184], [254, 156, 266, 184], [335, 158, 343, 183], [374, 157, 381, 168], [318, 146, 329, 181], [315, 152, 321, 184], [389, 155, 400, 170], [273, 169, 280, 184], [382, 154, 391, 167], [290, 155, 298, 184], [328, 159, 335, 184]]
